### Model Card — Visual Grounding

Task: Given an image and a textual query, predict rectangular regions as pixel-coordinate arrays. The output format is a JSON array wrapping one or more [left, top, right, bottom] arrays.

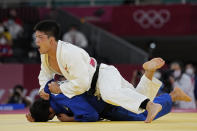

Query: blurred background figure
[[3, 9, 23, 26], [185, 64, 196, 87], [157, 69, 175, 96], [62, 24, 88, 50], [154, 70, 162, 80], [3, 9, 23, 41], [6, 85, 32, 107], [130, 69, 144, 87], [0, 20, 13, 62], [185, 64, 197, 107], [170, 61, 196, 109]]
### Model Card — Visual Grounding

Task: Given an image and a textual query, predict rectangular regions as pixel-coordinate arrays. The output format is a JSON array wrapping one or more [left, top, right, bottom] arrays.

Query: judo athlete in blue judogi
[[26, 79, 191, 122]]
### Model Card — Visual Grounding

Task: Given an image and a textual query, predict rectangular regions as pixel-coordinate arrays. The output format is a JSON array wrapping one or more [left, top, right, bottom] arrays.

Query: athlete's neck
[[48, 41, 58, 60]]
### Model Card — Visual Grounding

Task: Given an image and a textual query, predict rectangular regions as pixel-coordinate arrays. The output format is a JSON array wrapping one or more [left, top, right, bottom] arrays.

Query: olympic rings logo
[[133, 9, 170, 29]]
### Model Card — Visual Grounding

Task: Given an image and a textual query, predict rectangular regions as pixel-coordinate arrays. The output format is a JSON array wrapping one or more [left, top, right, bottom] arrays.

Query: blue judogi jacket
[[44, 80, 172, 122], [44, 80, 108, 122]]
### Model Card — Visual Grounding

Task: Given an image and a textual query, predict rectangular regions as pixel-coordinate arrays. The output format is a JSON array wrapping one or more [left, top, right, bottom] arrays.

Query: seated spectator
[[3, 9, 23, 41], [185, 64, 196, 86], [170, 61, 196, 109], [7, 85, 32, 107], [0, 21, 13, 61], [62, 24, 88, 49], [185, 63, 197, 107], [3, 9, 26, 62], [3, 9, 23, 26], [3, 27, 12, 46], [3, 18, 23, 41]]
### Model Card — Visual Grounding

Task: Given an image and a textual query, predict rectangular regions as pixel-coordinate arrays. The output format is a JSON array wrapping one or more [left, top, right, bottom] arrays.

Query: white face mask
[[154, 71, 161, 79], [173, 70, 181, 78], [0, 37, 7, 45], [70, 30, 77, 35], [8, 20, 14, 25], [0, 26, 4, 33], [186, 68, 194, 75]]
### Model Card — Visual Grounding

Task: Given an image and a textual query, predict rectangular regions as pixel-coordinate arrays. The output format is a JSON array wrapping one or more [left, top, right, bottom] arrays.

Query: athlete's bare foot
[[144, 101, 162, 123], [170, 87, 192, 102], [143, 58, 165, 72]]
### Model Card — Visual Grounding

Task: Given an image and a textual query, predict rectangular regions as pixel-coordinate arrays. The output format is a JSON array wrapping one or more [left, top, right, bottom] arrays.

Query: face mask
[[0, 37, 7, 45], [154, 71, 161, 79], [8, 20, 14, 25], [173, 70, 181, 78], [0, 26, 4, 33], [186, 68, 194, 75], [70, 30, 77, 34]]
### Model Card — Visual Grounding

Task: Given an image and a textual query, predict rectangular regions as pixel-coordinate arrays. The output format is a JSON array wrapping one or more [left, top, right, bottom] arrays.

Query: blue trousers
[[102, 93, 172, 121]]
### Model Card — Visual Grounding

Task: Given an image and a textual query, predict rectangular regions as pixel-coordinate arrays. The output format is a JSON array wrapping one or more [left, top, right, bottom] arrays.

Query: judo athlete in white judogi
[[34, 20, 169, 123]]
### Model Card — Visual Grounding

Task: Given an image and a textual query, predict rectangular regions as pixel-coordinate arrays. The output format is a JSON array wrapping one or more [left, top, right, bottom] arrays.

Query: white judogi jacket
[[38, 40, 96, 98]]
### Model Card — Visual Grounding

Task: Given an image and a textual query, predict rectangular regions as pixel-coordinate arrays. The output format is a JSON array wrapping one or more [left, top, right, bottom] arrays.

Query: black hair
[[13, 85, 24, 92], [34, 20, 60, 41], [160, 70, 174, 93], [69, 23, 79, 30], [170, 61, 184, 71], [30, 98, 51, 122]]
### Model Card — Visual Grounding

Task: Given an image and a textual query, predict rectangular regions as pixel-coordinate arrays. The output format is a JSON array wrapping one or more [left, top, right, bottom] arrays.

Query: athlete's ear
[[26, 113, 35, 122], [49, 36, 56, 45]]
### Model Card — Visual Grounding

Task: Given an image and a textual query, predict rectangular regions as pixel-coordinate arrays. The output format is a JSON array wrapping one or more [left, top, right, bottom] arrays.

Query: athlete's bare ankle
[[144, 71, 155, 81], [146, 101, 153, 111]]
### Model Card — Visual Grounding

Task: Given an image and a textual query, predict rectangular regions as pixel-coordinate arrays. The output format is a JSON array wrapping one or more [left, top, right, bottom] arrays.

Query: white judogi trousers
[[96, 64, 162, 114]]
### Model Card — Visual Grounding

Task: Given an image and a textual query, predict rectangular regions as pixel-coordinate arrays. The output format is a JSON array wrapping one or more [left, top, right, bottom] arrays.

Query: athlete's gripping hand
[[39, 89, 49, 100], [57, 114, 75, 122], [48, 82, 62, 94]]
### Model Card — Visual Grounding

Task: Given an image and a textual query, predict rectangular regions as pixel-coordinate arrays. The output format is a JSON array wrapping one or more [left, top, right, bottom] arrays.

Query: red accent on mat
[[0, 108, 29, 114], [171, 108, 197, 113]]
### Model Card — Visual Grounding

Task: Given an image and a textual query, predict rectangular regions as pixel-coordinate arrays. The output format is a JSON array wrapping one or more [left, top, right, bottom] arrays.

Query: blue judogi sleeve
[[44, 80, 99, 122]]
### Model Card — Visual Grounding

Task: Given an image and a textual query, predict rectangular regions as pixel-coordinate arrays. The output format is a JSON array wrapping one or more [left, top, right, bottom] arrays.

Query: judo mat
[[1, 111, 197, 131]]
